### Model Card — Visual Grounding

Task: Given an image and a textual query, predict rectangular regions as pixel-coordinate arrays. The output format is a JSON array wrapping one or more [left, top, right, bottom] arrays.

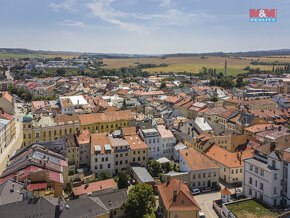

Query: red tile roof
[[72, 178, 117, 196], [27, 183, 47, 190], [158, 178, 200, 211], [220, 187, 232, 195]]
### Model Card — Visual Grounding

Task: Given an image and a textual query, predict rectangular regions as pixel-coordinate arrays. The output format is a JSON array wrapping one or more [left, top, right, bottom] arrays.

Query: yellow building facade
[[22, 113, 80, 146], [79, 110, 135, 134]]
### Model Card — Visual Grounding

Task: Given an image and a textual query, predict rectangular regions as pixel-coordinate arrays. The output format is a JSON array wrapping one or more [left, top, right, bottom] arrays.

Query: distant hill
[[1, 48, 290, 59]]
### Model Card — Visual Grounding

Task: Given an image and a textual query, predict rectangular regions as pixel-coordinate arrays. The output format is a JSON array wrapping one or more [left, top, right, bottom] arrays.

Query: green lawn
[[226, 199, 279, 218]]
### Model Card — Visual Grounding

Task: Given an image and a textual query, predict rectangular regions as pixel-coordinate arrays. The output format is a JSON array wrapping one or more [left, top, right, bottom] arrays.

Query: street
[[0, 103, 23, 173], [5, 67, 14, 81], [194, 186, 238, 218]]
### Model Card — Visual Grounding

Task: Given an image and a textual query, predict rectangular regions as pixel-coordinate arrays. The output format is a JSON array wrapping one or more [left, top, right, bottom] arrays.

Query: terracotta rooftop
[[72, 178, 117, 196], [158, 178, 200, 211], [180, 148, 218, 171], [79, 110, 134, 125], [76, 130, 91, 144], [220, 187, 232, 196], [157, 125, 174, 139], [124, 135, 148, 150], [91, 133, 114, 155], [206, 145, 254, 168], [121, 127, 137, 136]]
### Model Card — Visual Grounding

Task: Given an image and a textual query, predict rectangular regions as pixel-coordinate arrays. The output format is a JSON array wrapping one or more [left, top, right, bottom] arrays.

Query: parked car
[[202, 187, 211, 193], [191, 188, 200, 195], [130, 178, 136, 185], [199, 211, 205, 218], [211, 185, 221, 191]]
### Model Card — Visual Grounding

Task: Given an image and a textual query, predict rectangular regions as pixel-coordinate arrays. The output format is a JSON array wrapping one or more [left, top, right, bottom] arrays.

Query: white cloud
[[87, 0, 148, 33], [158, 0, 171, 7], [57, 20, 86, 28], [49, 0, 77, 12]]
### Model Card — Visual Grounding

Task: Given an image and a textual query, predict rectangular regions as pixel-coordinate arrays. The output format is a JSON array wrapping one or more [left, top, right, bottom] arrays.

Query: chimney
[[270, 141, 276, 152], [173, 190, 177, 202]]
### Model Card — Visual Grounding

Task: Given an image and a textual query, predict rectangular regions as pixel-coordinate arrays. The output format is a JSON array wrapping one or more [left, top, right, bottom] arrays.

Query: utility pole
[[224, 60, 227, 77]]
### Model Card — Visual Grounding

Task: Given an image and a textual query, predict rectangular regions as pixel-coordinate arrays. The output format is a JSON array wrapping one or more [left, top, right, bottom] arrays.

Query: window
[[224, 167, 226, 172], [108, 164, 111, 168], [274, 173, 277, 180], [203, 173, 205, 178], [36, 132, 39, 138], [240, 168, 242, 173], [260, 183, 264, 191], [100, 164, 103, 169], [102, 158, 104, 162], [255, 180, 257, 187], [193, 174, 196, 179], [95, 166, 98, 169], [249, 177, 252, 184], [255, 167, 258, 174], [249, 188, 252, 195], [116, 161, 118, 165], [133, 158, 135, 162], [272, 160, 276, 168], [208, 173, 211, 177], [198, 174, 201, 179], [250, 165, 253, 171], [260, 170, 264, 176], [116, 154, 118, 158], [260, 194, 263, 200], [125, 160, 128, 164], [232, 170, 234, 174], [203, 181, 205, 186], [198, 182, 200, 186], [105, 157, 108, 161], [236, 169, 238, 173], [214, 172, 216, 177], [274, 187, 277, 194], [95, 158, 98, 162], [120, 161, 123, 165]]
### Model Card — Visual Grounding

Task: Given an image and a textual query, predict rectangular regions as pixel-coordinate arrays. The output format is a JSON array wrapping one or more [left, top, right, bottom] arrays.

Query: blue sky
[[0, 0, 289, 54]]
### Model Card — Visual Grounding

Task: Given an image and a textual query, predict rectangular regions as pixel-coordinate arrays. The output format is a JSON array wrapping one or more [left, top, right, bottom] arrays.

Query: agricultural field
[[0, 52, 79, 60], [102, 56, 276, 74]]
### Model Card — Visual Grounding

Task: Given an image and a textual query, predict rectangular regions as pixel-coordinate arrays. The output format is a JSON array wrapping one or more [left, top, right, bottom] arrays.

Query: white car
[[199, 211, 205, 218], [191, 188, 200, 195]]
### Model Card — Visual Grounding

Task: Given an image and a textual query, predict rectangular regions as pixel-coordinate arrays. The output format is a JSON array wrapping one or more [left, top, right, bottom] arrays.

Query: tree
[[211, 95, 218, 102], [121, 183, 156, 218], [99, 170, 112, 180], [160, 82, 166, 89], [236, 77, 244, 88], [149, 159, 161, 177], [65, 180, 73, 194], [117, 172, 128, 189]]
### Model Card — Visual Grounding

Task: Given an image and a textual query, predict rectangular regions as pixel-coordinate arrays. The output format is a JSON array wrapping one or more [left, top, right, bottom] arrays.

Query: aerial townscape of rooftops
[[0, 0, 290, 218]]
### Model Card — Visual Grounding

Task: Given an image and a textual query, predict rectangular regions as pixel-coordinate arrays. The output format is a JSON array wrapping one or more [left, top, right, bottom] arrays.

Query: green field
[[226, 199, 279, 218], [0, 52, 80, 60], [0, 52, 44, 59], [142, 64, 248, 75]]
